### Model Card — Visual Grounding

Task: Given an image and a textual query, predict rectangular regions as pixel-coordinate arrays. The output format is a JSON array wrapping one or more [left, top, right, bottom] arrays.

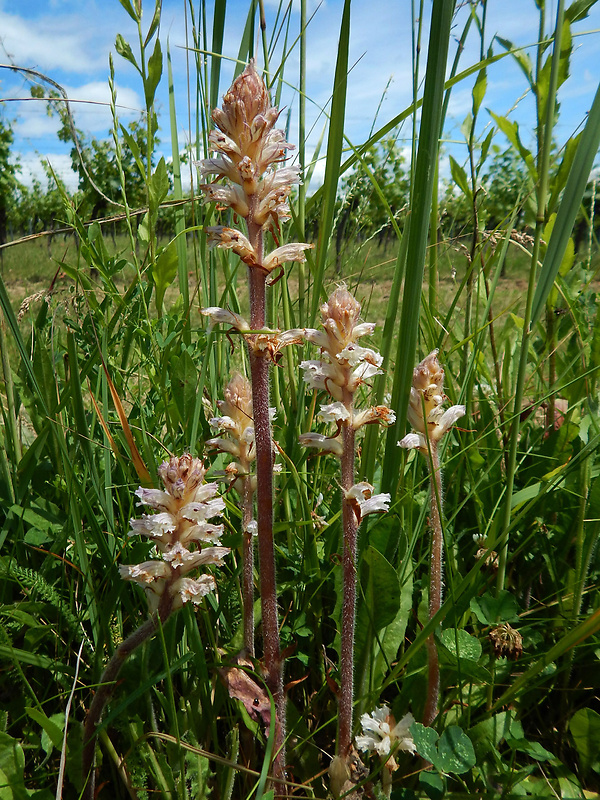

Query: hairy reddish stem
[[423, 443, 443, 727], [246, 221, 286, 791], [241, 476, 255, 657], [82, 593, 174, 800], [339, 421, 357, 756]]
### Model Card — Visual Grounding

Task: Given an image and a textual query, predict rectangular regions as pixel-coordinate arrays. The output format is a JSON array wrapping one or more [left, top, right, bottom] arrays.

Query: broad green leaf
[[506, 737, 555, 761], [472, 68, 487, 116], [537, 20, 572, 126], [115, 34, 139, 71], [449, 156, 471, 201], [153, 242, 178, 314], [469, 711, 513, 759], [170, 351, 198, 428], [411, 722, 440, 766], [565, 0, 597, 21], [145, 37, 163, 108], [0, 732, 26, 799], [569, 707, 600, 774], [0, 766, 11, 800], [437, 726, 477, 774], [117, 0, 139, 22], [120, 123, 145, 178], [410, 723, 475, 775], [144, 0, 162, 46], [439, 628, 482, 662], [24, 708, 63, 753], [149, 156, 170, 213], [470, 590, 519, 625], [419, 770, 444, 800], [496, 36, 534, 87], [488, 111, 536, 180]]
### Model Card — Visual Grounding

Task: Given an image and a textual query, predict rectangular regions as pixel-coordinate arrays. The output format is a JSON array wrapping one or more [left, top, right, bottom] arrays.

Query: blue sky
[[1, 0, 599, 194]]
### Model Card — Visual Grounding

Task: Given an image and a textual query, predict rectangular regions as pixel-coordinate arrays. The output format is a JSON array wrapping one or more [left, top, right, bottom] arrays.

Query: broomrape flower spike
[[398, 349, 465, 453], [120, 454, 229, 613], [302, 287, 394, 777], [206, 374, 257, 656], [83, 455, 229, 800], [197, 60, 313, 790], [398, 351, 465, 727]]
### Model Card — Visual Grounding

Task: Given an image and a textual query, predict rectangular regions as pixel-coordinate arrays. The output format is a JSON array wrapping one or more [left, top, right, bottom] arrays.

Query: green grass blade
[[381, 0, 456, 494], [309, 0, 350, 324], [531, 78, 600, 324], [209, 0, 227, 108], [167, 43, 190, 331]]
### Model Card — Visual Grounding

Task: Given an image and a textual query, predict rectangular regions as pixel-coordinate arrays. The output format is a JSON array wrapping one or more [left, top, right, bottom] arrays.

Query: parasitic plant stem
[[423, 442, 442, 727], [399, 351, 465, 727], [339, 421, 357, 756], [83, 455, 229, 799], [299, 287, 394, 790], [197, 61, 314, 792]]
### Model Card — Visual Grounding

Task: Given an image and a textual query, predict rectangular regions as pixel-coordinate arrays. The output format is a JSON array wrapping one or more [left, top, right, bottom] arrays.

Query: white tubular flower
[[399, 350, 465, 452], [134, 487, 176, 513], [300, 360, 344, 401], [360, 493, 391, 516], [345, 482, 391, 517], [262, 242, 314, 272], [337, 344, 383, 369], [171, 575, 217, 609], [128, 513, 177, 542], [298, 432, 344, 457], [353, 406, 397, 429], [197, 156, 237, 182], [355, 706, 416, 770], [200, 307, 250, 332], [121, 455, 230, 614], [205, 226, 258, 267], [200, 183, 250, 217], [317, 402, 351, 424]]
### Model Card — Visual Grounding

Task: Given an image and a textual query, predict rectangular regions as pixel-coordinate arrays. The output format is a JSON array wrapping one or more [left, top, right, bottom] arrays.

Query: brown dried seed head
[[489, 623, 523, 660]]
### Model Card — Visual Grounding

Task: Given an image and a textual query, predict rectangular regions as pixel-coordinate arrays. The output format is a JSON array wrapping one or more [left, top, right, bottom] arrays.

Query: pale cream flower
[[399, 350, 465, 452], [200, 307, 250, 332], [262, 242, 314, 273], [121, 455, 229, 614], [344, 482, 391, 517], [355, 705, 416, 770], [298, 432, 344, 456], [317, 402, 352, 424]]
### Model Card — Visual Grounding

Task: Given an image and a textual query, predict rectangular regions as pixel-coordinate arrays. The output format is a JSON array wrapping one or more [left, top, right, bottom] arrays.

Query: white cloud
[[0, 7, 114, 74], [17, 151, 79, 191]]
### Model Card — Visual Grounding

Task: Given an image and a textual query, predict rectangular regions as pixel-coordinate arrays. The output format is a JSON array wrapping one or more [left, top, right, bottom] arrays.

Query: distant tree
[[0, 116, 21, 250]]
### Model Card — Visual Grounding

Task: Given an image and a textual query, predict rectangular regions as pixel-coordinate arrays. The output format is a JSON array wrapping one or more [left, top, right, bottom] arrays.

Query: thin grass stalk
[[297, 0, 307, 325], [0, 316, 21, 472], [496, 0, 565, 594]]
